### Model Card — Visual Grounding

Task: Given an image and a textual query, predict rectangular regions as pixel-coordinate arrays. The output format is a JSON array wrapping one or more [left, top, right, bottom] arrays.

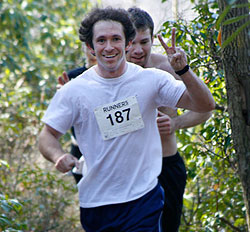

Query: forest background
[[0, 0, 249, 231]]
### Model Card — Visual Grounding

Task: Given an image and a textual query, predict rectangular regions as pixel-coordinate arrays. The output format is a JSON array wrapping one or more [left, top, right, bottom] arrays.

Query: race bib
[[94, 96, 144, 140]]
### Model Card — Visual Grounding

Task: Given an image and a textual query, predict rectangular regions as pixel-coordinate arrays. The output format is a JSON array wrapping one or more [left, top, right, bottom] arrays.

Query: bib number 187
[[106, 108, 130, 126]]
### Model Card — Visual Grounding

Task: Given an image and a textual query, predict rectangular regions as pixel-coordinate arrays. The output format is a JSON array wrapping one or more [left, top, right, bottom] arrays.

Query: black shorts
[[158, 152, 187, 232]]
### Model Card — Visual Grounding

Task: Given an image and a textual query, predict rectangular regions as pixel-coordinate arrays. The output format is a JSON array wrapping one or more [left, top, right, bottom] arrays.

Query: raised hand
[[157, 28, 187, 72]]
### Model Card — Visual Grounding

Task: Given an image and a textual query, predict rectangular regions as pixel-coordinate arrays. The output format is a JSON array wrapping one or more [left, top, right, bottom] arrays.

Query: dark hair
[[79, 7, 136, 49], [127, 7, 154, 38]]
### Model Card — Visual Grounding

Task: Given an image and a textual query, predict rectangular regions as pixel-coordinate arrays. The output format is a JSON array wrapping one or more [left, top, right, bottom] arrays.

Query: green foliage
[[0, 0, 93, 230], [158, 0, 247, 231], [0, 161, 80, 231], [215, 2, 250, 49], [0, 193, 28, 231]]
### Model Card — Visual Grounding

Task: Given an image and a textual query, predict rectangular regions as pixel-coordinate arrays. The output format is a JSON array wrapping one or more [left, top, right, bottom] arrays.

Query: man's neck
[[95, 62, 128, 79]]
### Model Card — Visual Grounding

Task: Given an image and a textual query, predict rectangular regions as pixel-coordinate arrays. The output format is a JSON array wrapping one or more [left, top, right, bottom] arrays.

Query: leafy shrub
[[0, 160, 82, 231]]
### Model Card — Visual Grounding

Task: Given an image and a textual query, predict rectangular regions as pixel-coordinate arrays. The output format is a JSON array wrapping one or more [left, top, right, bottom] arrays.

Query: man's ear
[[151, 36, 154, 44], [125, 41, 132, 52], [86, 43, 95, 56]]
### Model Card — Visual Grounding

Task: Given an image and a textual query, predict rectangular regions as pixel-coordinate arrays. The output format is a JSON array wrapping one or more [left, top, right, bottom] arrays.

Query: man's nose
[[105, 40, 114, 52], [134, 44, 143, 54]]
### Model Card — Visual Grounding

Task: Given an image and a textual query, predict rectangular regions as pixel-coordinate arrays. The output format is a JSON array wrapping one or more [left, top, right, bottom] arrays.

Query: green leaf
[[215, 5, 232, 29], [221, 20, 250, 49], [231, 3, 250, 9], [0, 216, 11, 225], [222, 14, 250, 26], [191, 35, 198, 45]]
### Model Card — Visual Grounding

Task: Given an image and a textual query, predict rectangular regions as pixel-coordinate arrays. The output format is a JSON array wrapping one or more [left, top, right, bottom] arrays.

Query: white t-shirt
[[42, 62, 186, 208]]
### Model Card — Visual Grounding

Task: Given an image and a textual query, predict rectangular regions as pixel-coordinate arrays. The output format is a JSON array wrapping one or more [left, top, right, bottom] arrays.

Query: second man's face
[[126, 28, 153, 67]]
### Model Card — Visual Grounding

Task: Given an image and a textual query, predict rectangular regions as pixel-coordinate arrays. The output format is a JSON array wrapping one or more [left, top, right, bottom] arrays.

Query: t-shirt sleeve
[[155, 69, 186, 109], [41, 87, 76, 134]]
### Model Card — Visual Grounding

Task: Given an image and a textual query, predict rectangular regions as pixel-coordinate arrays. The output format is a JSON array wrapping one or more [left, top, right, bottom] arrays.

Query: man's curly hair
[[79, 7, 136, 49]]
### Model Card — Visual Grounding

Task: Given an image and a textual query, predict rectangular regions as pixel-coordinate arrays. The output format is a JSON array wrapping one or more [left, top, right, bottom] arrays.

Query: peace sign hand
[[157, 28, 188, 72]]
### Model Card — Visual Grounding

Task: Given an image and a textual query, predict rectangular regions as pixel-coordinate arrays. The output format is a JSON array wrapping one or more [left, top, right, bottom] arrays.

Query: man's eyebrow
[[112, 34, 123, 38], [95, 34, 122, 39], [95, 35, 105, 41]]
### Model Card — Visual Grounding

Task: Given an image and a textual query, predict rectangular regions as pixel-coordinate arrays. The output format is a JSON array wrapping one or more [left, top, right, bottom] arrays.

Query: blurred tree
[[217, 0, 250, 230], [159, 0, 249, 231]]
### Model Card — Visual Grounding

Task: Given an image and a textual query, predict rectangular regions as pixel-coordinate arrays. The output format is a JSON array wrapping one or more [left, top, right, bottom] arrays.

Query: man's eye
[[97, 39, 105, 43], [113, 37, 120, 41], [141, 40, 149, 45]]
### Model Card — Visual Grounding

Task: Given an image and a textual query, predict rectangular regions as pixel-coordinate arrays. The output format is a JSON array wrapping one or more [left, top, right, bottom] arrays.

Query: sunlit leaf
[[221, 20, 250, 49]]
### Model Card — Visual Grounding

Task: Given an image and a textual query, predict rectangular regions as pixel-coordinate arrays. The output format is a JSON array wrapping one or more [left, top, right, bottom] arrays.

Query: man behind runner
[[126, 7, 212, 232]]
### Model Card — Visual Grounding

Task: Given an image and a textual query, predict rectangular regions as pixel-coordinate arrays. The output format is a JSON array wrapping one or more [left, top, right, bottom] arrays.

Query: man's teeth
[[105, 55, 116, 58]]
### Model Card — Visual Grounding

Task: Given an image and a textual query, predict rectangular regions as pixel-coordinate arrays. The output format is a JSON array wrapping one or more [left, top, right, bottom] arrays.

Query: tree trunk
[[218, 0, 250, 230]]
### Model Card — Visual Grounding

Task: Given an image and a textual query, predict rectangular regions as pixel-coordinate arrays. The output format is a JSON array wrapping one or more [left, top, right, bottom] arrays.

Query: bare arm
[[38, 125, 79, 173], [158, 59, 215, 112], [172, 111, 212, 131], [157, 107, 212, 135], [153, 48, 213, 129], [175, 68, 215, 112], [158, 29, 215, 113]]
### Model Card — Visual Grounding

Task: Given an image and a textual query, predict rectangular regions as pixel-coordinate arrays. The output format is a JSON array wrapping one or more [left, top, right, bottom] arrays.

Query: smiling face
[[89, 20, 130, 78], [126, 28, 153, 67]]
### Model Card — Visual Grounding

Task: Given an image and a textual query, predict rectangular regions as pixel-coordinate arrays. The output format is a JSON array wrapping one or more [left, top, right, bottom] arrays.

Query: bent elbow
[[208, 98, 216, 111], [198, 100, 216, 113], [201, 96, 216, 112]]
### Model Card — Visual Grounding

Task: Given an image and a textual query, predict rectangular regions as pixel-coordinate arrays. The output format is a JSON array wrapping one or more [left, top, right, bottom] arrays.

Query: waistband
[[162, 152, 182, 164]]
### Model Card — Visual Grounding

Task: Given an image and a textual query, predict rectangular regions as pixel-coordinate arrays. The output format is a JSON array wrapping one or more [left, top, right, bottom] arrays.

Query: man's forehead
[[93, 20, 124, 36], [136, 28, 151, 36], [133, 28, 152, 41]]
